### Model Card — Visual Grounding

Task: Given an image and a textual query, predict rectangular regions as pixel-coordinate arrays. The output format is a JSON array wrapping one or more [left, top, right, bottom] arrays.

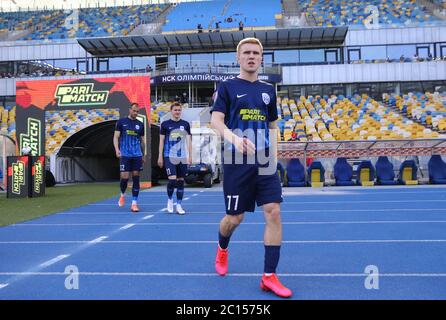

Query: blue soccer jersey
[[211, 77, 278, 151], [115, 117, 145, 157], [160, 119, 191, 158]]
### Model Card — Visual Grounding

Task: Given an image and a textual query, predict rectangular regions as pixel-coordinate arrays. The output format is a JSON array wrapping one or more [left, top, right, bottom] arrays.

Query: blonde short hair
[[236, 37, 263, 55]]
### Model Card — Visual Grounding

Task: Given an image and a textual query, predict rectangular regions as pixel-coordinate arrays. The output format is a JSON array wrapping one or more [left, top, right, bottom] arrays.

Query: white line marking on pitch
[[119, 224, 135, 230], [183, 197, 190, 201], [39, 255, 70, 268], [12, 220, 446, 227], [3, 239, 446, 245], [0, 283, 9, 289], [192, 194, 198, 197], [87, 199, 446, 206], [1, 272, 446, 278], [89, 236, 108, 244]]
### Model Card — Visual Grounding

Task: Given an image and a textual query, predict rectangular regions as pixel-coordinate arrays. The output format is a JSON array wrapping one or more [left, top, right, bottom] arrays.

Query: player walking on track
[[113, 102, 145, 213], [158, 102, 192, 215], [211, 38, 292, 298]]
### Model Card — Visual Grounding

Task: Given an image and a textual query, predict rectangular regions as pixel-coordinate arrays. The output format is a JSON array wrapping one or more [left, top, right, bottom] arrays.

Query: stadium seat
[[375, 156, 398, 185], [333, 157, 355, 186], [307, 161, 325, 187], [428, 155, 446, 184], [398, 160, 418, 185], [277, 162, 285, 184], [285, 158, 306, 187], [356, 160, 375, 186]]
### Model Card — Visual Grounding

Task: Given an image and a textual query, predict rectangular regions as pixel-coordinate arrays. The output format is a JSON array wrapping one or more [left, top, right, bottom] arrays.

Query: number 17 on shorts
[[226, 195, 239, 212]]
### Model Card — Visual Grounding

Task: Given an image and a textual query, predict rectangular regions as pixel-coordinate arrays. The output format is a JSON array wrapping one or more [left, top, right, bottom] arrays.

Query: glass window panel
[[214, 52, 236, 66], [361, 46, 387, 61], [299, 49, 324, 63], [274, 50, 299, 64], [387, 45, 416, 60], [108, 57, 131, 71], [132, 56, 155, 70], [54, 59, 76, 70]]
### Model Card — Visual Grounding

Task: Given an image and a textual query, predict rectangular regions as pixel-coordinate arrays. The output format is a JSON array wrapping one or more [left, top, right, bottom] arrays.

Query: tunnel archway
[[56, 121, 160, 183], [57, 120, 119, 182]]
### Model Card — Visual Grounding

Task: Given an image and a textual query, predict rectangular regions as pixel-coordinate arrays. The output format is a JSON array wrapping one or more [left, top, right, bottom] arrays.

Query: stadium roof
[[77, 27, 348, 57]]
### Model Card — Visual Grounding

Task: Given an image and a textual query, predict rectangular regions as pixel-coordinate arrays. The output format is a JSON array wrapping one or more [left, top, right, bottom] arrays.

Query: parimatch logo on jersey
[[12, 161, 26, 195], [239, 109, 267, 121], [55, 83, 109, 106]]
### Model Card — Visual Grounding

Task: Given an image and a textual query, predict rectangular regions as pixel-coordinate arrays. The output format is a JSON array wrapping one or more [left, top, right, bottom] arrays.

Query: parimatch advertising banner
[[30, 155, 45, 198], [6, 156, 30, 198], [15, 76, 151, 185]]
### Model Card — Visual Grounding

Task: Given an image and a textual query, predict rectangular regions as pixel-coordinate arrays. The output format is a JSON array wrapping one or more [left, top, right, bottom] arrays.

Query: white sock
[[121, 193, 125, 197], [264, 273, 273, 276], [132, 200, 137, 205]]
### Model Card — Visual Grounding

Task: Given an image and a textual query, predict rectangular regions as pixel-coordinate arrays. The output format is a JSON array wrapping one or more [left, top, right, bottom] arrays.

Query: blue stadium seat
[[285, 158, 306, 187], [277, 162, 285, 184], [334, 157, 355, 186], [375, 156, 398, 185], [398, 160, 418, 185], [356, 160, 375, 186], [428, 155, 446, 184]]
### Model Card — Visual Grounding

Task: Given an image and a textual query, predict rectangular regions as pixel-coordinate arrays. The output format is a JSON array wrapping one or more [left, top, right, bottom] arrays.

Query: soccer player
[[158, 102, 192, 215], [113, 102, 145, 213], [210, 38, 292, 298]]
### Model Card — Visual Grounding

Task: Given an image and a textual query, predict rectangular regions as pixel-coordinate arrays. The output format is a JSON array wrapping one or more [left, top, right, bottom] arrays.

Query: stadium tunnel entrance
[[55, 121, 160, 183]]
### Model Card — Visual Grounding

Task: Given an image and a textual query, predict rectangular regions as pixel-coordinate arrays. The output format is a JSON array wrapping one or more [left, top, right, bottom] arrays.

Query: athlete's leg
[[263, 202, 282, 246], [256, 171, 291, 297], [215, 213, 244, 276], [118, 157, 130, 207], [129, 157, 143, 212], [120, 171, 130, 194], [165, 157, 178, 213], [131, 170, 140, 205], [263, 202, 282, 273], [219, 213, 244, 243]]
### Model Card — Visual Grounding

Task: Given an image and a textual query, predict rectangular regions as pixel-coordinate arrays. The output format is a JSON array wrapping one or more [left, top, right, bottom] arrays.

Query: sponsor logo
[[55, 83, 109, 106], [239, 109, 267, 121], [33, 160, 43, 194], [20, 118, 41, 156], [12, 161, 25, 195]]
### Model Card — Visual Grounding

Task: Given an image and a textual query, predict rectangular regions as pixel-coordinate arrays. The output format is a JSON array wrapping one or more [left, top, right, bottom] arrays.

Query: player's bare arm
[[158, 134, 165, 168], [140, 135, 146, 164], [113, 130, 121, 158]]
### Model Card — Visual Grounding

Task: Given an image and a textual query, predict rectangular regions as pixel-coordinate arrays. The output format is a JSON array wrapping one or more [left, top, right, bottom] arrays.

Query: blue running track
[[1, 185, 446, 299]]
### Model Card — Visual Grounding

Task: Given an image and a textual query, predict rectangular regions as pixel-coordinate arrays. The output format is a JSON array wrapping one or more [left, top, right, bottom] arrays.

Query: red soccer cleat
[[215, 246, 228, 276], [130, 204, 139, 213], [118, 195, 125, 207], [260, 273, 292, 298]]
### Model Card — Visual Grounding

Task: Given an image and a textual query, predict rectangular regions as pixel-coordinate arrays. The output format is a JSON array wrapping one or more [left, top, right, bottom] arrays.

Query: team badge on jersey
[[180, 126, 185, 131], [262, 93, 270, 105], [135, 124, 140, 130]]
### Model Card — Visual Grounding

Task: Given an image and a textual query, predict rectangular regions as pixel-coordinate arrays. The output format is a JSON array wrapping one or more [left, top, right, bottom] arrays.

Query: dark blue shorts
[[223, 164, 282, 215], [120, 156, 143, 172], [164, 157, 188, 178]]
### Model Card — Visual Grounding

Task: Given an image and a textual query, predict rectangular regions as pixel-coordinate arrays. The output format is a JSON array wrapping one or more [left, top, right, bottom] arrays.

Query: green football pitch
[[0, 183, 119, 226]]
